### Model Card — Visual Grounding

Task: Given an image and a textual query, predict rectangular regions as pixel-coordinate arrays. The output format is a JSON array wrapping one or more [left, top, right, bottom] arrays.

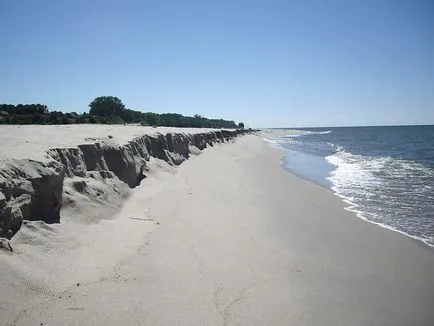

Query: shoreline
[[266, 130, 434, 250], [279, 154, 434, 251], [335, 188, 434, 251], [1, 131, 434, 325]]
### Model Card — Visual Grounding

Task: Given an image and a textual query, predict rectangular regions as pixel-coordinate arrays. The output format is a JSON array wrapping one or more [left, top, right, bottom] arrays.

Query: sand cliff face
[[0, 129, 247, 239]]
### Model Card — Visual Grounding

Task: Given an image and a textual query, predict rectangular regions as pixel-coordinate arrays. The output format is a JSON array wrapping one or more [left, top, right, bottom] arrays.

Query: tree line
[[0, 96, 244, 129]]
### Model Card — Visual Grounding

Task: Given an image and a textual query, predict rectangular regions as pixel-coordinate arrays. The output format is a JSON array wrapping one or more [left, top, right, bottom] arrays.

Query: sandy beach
[[0, 124, 223, 161], [1, 130, 434, 325]]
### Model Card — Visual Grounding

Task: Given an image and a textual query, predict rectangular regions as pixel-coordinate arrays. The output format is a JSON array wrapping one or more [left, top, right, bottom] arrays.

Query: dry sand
[[1, 132, 434, 325], [0, 124, 220, 161]]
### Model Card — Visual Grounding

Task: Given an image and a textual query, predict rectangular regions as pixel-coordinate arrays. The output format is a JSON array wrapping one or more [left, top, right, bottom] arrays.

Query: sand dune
[[0, 125, 245, 239]]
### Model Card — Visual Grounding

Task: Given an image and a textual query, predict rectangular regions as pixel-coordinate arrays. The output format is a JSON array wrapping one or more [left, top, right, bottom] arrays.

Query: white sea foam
[[334, 190, 434, 248], [265, 129, 434, 247], [262, 137, 286, 150], [326, 149, 434, 247], [282, 130, 332, 138]]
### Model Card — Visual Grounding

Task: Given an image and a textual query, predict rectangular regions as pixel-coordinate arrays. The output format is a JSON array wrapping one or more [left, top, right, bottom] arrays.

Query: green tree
[[49, 111, 64, 124], [238, 122, 245, 129], [101, 115, 124, 124], [143, 112, 160, 126], [89, 96, 125, 117]]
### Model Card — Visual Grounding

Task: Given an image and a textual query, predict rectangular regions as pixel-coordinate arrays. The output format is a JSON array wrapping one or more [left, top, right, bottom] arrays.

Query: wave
[[326, 149, 434, 247], [282, 129, 332, 138], [262, 137, 286, 150], [326, 149, 434, 182], [334, 191, 434, 248], [265, 126, 434, 248]]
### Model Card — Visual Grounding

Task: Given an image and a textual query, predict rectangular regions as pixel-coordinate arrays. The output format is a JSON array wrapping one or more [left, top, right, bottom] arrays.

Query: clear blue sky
[[1, 0, 433, 127]]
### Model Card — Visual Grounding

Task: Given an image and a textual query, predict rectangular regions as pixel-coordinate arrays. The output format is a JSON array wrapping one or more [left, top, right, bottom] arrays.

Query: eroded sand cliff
[[0, 126, 247, 240]]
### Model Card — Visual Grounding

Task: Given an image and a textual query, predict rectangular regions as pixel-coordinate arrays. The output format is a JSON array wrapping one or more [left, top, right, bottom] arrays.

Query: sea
[[264, 125, 434, 248]]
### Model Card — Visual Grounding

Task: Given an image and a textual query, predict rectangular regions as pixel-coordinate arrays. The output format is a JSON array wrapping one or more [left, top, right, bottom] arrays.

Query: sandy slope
[[0, 124, 241, 239], [1, 133, 433, 325], [0, 124, 220, 161]]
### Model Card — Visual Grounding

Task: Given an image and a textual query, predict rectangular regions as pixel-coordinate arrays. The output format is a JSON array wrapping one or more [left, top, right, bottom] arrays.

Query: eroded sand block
[[0, 128, 248, 238]]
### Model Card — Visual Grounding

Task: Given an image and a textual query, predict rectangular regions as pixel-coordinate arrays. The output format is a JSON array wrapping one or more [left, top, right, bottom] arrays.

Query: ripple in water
[[265, 125, 434, 248], [326, 150, 434, 247]]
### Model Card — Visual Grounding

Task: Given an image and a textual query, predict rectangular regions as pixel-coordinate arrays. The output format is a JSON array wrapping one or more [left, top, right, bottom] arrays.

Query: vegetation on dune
[[89, 96, 126, 117], [0, 96, 244, 128]]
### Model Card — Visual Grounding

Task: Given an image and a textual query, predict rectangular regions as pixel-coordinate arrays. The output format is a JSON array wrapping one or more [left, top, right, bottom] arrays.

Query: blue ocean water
[[265, 125, 434, 247]]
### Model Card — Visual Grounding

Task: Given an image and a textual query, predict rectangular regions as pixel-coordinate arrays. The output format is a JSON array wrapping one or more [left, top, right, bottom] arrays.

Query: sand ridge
[[0, 125, 246, 239]]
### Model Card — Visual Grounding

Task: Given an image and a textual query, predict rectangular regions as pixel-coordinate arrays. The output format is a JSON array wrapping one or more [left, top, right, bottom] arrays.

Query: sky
[[1, 0, 433, 128]]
